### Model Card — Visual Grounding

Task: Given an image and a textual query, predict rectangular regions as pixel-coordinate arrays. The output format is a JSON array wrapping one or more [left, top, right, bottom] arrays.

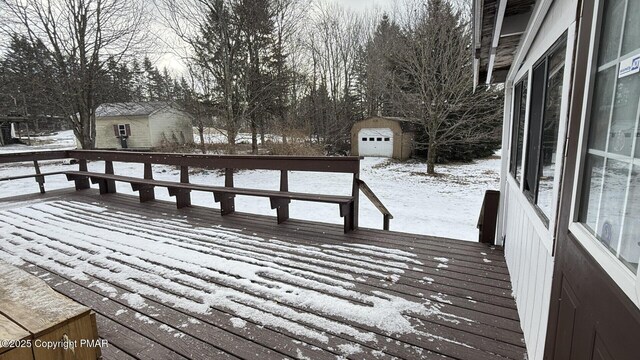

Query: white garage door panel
[[358, 128, 394, 157]]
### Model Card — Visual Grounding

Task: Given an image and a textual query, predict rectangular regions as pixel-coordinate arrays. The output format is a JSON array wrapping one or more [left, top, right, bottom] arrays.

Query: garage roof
[[356, 116, 418, 132]]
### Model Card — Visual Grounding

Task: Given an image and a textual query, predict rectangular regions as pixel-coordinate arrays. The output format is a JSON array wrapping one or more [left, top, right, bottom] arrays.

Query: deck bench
[[64, 170, 357, 232], [0, 150, 392, 231]]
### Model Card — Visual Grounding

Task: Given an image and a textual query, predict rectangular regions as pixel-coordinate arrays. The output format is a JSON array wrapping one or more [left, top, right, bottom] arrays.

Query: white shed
[[94, 102, 193, 149]]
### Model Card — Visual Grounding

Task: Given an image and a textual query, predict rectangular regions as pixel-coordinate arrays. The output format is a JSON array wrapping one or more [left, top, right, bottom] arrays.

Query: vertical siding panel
[[535, 255, 554, 358], [504, 193, 555, 360], [529, 241, 546, 360]]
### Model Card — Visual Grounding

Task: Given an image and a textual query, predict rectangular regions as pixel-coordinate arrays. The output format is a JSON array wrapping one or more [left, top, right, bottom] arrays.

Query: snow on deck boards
[[0, 189, 526, 360]]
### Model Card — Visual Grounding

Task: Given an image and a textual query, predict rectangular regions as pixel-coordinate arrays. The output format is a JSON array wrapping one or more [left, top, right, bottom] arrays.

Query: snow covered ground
[[0, 130, 501, 241]]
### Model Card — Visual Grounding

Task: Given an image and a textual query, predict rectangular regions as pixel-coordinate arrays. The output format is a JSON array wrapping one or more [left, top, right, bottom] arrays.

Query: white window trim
[[505, 27, 575, 237], [569, 0, 640, 308]]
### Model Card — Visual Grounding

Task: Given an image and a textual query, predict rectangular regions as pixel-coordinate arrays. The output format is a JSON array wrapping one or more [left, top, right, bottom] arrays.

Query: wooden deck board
[[0, 189, 526, 360]]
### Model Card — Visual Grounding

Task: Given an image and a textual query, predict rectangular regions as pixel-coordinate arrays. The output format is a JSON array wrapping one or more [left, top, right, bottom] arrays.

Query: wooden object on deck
[[0, 313, 33, 360], [477, 190, 500, 245], [0, 262, 100, 360]]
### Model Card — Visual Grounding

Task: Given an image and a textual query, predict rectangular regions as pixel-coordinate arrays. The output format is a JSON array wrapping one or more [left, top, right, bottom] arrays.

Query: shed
[[94, 102, 193, 149], [350, 117, 416, 160]]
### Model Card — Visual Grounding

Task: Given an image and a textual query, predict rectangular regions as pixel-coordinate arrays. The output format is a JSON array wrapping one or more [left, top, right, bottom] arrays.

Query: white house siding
[[499, 0, 578, 359], [148, 108, 193, 147], [95, 116, 152, 149], [504, 181, 554, 360]]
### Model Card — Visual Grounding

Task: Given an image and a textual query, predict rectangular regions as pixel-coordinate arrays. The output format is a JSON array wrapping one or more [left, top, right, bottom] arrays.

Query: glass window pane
[[579, 154, 605, 233], [538, 51, 565, 217], [515, 80, 527, 182], [608, 72, 640, 156], [621, 0, 640, 56], [619, 165, 640, 273], [595, 159, 630, 254], [597, 0, 625, 66], [587, 68, 616, 151]]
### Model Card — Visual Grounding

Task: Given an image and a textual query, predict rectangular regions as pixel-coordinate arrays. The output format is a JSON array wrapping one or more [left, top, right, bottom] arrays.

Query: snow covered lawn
[[0, 130, 500, 241]]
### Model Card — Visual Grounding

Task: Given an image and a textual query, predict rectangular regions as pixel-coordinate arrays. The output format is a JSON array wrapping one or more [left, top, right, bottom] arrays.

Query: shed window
[[377, 137, 382, 141], [384, 138, 390, 141], [362, 137, 368, 141], [114, 124, 131, 137], [578, 0, 640, 273], [523, 34, 566, 223], [369, 137, 374, 141]]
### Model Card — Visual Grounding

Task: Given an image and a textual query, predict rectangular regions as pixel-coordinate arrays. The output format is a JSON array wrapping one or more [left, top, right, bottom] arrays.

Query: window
[[362, 137, 368, 141], [114, 124, 130, 137], [509, 76, 528, 182], [384, 138, 390, 141], [369, 137, 374, 141], [523, 35, 567, 223], [377, 137, 382, 141], [578, 0, 640, 274]]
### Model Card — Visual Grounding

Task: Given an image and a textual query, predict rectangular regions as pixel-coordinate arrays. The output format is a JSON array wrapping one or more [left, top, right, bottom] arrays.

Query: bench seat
[[64, 171, 356, 232], [0, 171, 66, 182]]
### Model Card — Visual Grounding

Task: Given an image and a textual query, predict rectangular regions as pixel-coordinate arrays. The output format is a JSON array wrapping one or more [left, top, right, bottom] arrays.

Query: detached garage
[[351, 117, 415, 160]]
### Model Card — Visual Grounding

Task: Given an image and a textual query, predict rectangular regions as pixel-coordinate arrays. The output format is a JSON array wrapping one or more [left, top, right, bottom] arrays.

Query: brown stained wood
[[0, 189, 526, 360], [0, 262, 88, 336], [24, 266, 341, 360], [98, 342, 137, 360], [94, 314, 188, 360], [22, 207, 519, 358], [19, 269, 238, 360]]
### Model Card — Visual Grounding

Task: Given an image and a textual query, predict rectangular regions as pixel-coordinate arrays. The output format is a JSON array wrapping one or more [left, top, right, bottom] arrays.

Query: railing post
[[103, 160, 117, 194], [383, 214, 390, 231], [139, 163, 155, 202], [33, 160, 45, 194], [219, 168, 235, 215], [351, 173, 360, 231], [175, 166, 191, 208], [75, 159, 90, 190], [274, 170, 290, 223]]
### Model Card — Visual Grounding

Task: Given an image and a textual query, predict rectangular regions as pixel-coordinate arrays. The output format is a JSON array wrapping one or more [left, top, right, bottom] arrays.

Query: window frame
[[569, 0, 640, 307], [522, 33, 568, 226], [509, 75, 529, 184], [118, 124, 128, 137]]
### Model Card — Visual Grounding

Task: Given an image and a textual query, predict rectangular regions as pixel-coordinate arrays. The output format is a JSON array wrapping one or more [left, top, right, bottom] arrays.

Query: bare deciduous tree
[[391, 0, 502, 174], [0, 0, 148, 149]]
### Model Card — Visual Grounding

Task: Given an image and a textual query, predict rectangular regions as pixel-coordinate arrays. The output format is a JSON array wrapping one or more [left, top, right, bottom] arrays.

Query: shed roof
[[355, 116, 418, 132], [95, 102, 176, 118]]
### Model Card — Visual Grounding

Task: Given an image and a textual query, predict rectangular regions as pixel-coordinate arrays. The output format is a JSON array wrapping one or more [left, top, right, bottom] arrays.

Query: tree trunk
[[198, 126, 206, 154], [226, 113, 237, 154], [251, 114, 258, 154], [427, 141, 437, 175]]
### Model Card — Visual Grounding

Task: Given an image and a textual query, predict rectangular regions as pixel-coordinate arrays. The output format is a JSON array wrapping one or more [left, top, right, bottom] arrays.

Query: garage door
[[358, 128, 394, 157]]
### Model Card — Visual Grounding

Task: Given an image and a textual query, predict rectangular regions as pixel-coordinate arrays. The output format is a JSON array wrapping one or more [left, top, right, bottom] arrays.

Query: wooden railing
[[0, 150, 393, 231]]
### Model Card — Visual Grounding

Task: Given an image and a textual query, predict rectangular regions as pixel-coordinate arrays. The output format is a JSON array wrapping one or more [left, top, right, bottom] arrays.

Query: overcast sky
[[327, 0, 396, 12]]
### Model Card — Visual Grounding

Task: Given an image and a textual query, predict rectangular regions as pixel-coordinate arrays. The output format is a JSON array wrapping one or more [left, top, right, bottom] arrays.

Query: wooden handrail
[[66, 150, 361, 173], [356, 179, 393, 231]]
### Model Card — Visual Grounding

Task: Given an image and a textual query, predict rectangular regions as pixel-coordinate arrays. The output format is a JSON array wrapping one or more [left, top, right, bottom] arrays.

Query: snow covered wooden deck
[[0, 189, 526, 360]]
